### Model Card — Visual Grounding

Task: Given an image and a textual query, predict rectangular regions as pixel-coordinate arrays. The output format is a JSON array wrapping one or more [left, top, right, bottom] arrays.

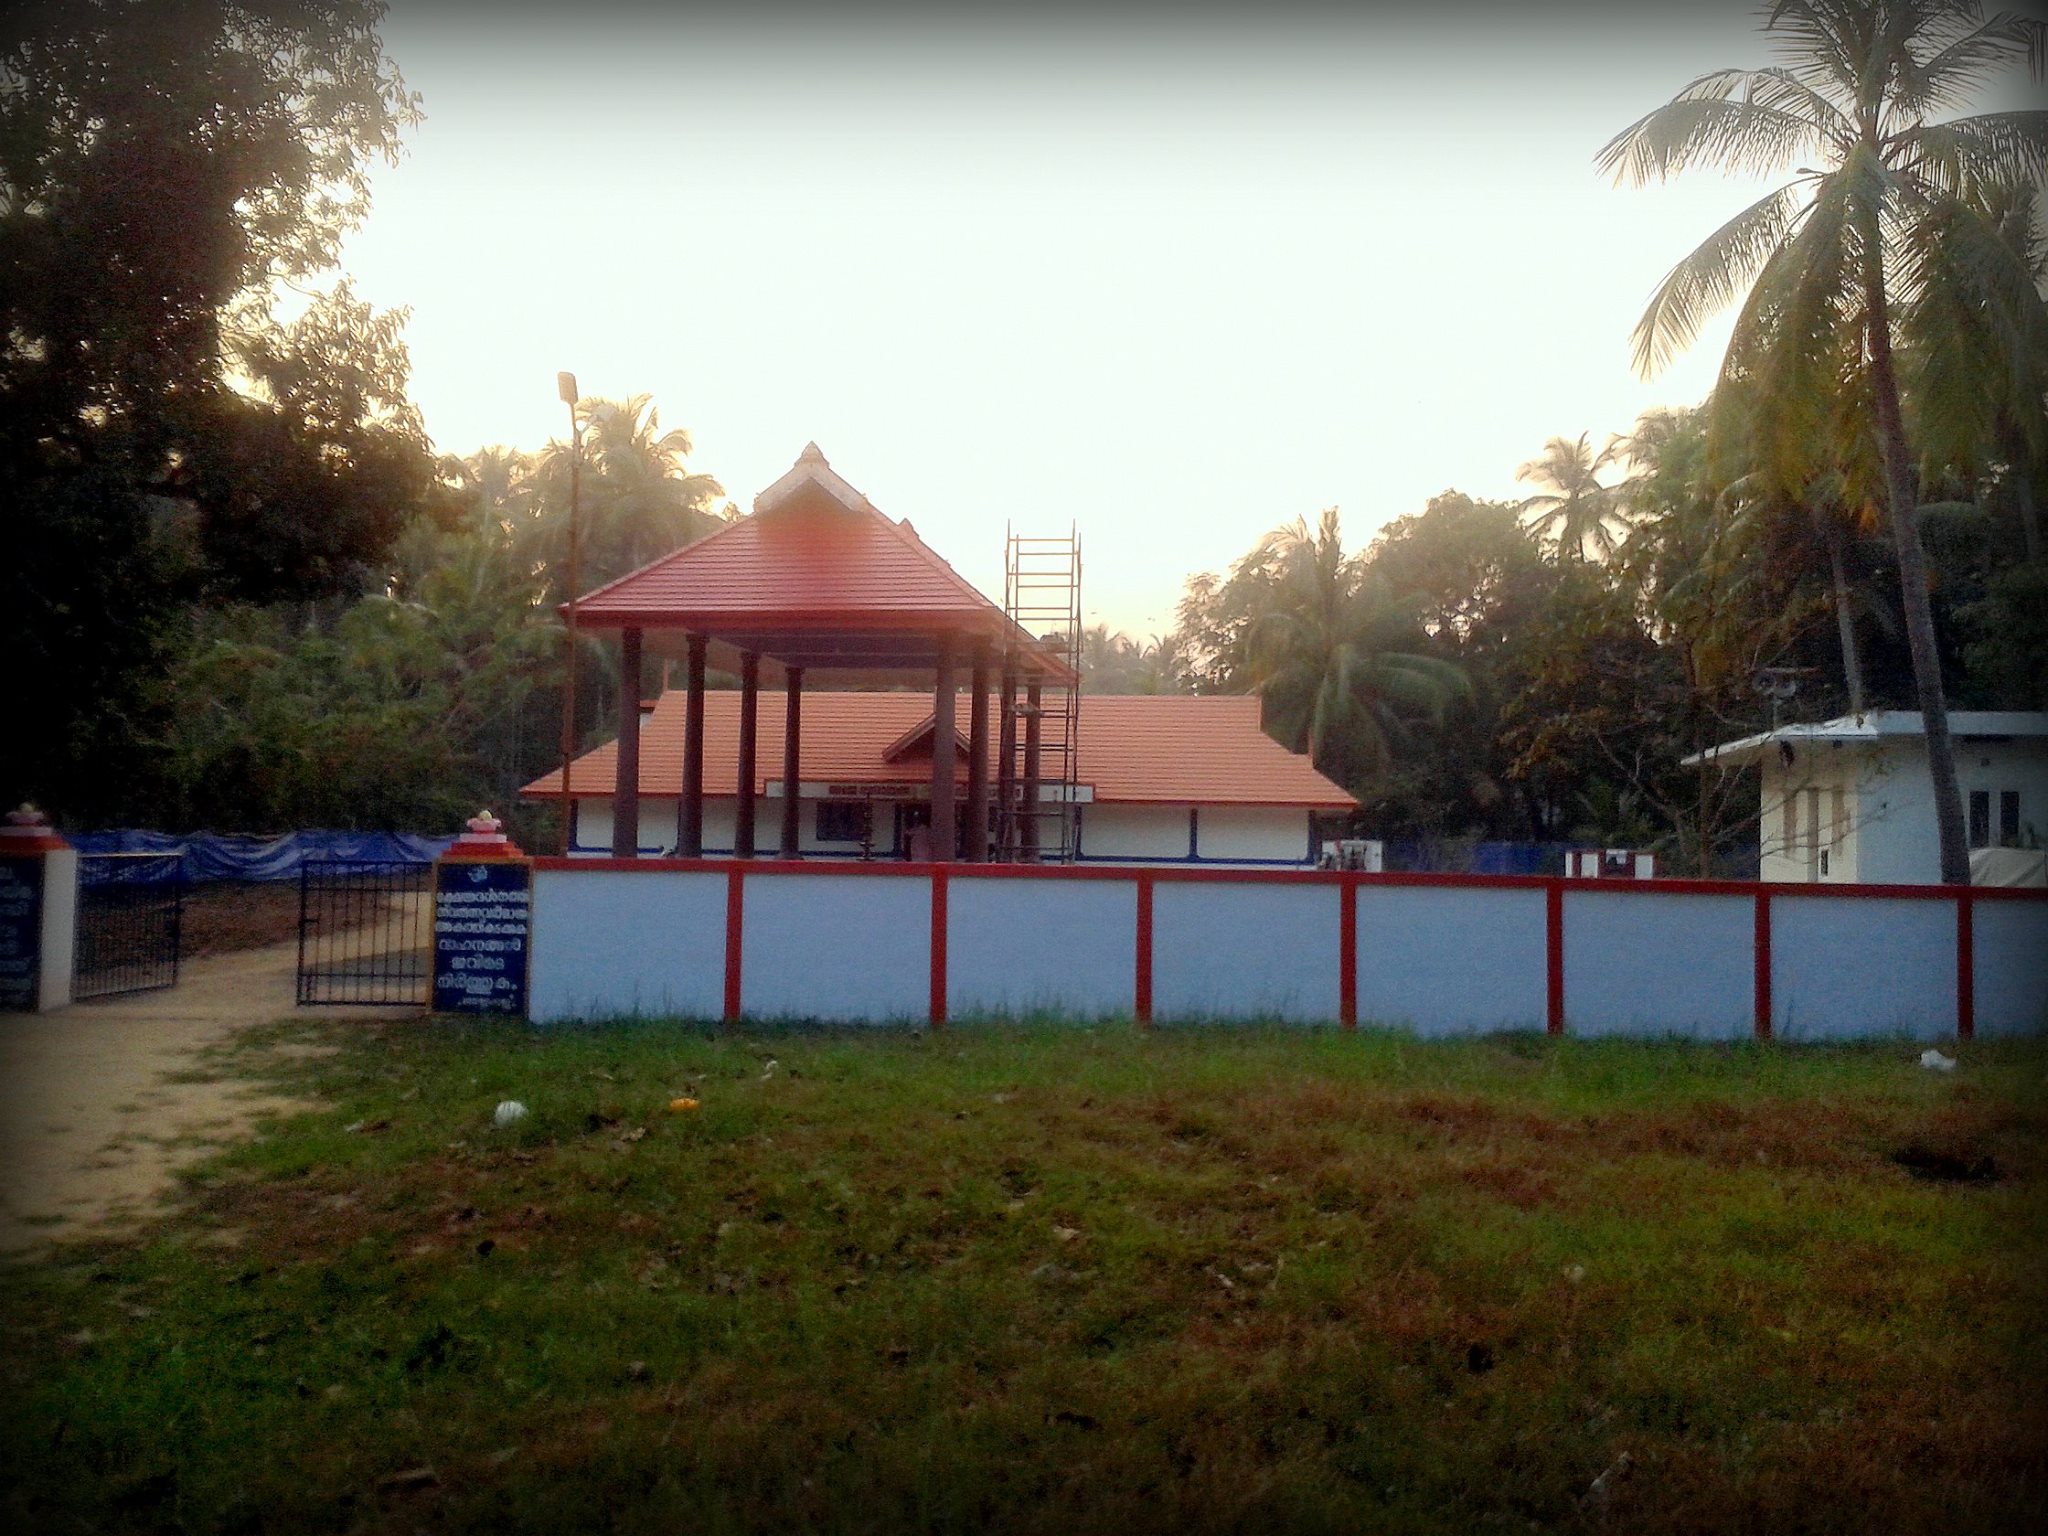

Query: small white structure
[[1684, 711, 2048, 885], [1565, 849, 1657, 880]]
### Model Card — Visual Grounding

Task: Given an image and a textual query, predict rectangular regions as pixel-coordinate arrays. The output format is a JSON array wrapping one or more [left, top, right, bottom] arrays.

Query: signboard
[[0, 855, 46, 1012], [432, 860, 531, 1016]]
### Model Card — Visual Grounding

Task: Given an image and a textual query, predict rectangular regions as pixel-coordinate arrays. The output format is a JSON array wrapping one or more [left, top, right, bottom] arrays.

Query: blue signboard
[[0, 856, 45, 1011], [432, 860, 531, 1016]]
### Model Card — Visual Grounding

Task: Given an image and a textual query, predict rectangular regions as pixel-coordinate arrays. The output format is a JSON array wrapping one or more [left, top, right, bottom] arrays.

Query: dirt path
[[0, 931, 420, 1256]]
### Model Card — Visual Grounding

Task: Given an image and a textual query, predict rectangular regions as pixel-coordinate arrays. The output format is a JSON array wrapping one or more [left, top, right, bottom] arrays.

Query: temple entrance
[[74, 853, 183, 1001], [295, 859, 432, 1006]]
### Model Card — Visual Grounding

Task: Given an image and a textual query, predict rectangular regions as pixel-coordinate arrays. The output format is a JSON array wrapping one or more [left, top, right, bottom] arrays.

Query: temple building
[[519, 442, 1352, 866], [525, 690, 1353, 867]]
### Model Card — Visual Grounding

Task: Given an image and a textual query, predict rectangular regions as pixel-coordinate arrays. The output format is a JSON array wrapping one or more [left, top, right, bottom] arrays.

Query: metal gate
[[296, 859, 432, 1006], [75, 852, 184, 1000]]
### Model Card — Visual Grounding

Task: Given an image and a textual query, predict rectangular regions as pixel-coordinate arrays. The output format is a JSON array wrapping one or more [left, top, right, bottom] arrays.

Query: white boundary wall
[[1152, 882, 1339, 1022], [946, 876, 1138, 1019], [741, 873, 929, 1022], [1355, 885, 1546, 1035], [1564, 890, 1754, 1040], [524, 863, 2048, 1039], [528, 869, 726, 1021]]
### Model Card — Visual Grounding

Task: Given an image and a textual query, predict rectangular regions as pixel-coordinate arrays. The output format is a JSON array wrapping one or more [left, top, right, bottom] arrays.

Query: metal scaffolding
[[1000, 525, 1082, 862]]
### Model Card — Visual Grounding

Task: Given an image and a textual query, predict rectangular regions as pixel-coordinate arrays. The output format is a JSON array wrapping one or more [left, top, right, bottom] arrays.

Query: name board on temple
[[0, 855, 45, 1011], [432, 860, 531, 1016]]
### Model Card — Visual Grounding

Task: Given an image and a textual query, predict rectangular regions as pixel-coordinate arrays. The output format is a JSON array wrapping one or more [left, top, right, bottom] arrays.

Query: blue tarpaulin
[[1380, 840, 1572, 877], [71, 830, 455, 884]]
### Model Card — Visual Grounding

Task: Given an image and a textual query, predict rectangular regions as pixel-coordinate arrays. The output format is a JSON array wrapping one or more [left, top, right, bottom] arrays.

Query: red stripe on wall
[[1753, 891, 1773, 1041], [1135, 874, 1154, 1026], [1545, 882, 1564, 1036], [723, 866, 744, 1024], [1957, 893, 1974, 1041], [929, 869, 949, 1028], [1339, 881, 1358, 1030]]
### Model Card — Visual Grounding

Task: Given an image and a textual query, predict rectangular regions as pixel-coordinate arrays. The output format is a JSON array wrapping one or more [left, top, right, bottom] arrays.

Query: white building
[[525, 691, 1355, 868], [1684, 711, 2048, 885]]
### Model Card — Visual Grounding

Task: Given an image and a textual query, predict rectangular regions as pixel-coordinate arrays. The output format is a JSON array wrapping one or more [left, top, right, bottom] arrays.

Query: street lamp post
[[555, 371, 583, 856]]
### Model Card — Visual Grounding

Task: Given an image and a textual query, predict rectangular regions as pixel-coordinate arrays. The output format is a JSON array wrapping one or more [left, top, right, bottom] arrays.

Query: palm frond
[[1712, 175, 1859, 494], [1900, 192, 2048, 467], [1894, 9, 2048, 114], [1894, 111, 2048, 197], [1597, 77, 1825, 186], [1629, 182, 1813, 376], [1761, 0, 1867, 102], [1743, 65, 1860, 149]]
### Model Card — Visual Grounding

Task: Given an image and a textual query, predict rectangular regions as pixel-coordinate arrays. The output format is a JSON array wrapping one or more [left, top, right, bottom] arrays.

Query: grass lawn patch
[[3, 1021, 2044, 1533]]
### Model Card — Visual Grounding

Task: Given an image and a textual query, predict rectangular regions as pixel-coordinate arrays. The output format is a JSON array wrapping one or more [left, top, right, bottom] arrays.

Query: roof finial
[[798, 441, 827, 465]]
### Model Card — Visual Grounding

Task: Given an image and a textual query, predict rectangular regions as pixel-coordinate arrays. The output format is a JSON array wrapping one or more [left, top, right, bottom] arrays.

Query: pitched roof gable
[[880, 714, 969, 763], [569, 444, 1042, 642]]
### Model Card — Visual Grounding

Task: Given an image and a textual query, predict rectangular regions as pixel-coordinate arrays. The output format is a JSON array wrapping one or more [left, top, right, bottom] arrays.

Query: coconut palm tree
[[1903, 177, 2048, 561], [1708, 340, 1895, 717], [533, 394, 726, 594], [1516, 432, 1630, 561], [1244, 509, 1469, 775], [1597, 0, 2045, 885]]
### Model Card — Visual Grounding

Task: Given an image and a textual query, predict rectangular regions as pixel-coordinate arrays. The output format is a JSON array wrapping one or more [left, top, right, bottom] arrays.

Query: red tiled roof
[[564, 444, 1071, 680], [523, 692, 1354, 810], [573, 503, 998, 626]]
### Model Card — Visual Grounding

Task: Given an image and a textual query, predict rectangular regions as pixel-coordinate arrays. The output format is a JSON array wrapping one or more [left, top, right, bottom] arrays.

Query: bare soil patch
[[0, 922, 418, 1254], [179, 881, 303, 958]]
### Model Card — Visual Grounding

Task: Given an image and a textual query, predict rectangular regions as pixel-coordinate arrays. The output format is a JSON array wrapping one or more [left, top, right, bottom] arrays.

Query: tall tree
[[1241, 510, 1468, 782], [532, 394, 726, 598], [1598, 0, 2046, 884], [1903, 177, 2048, 561], [1364, 493, 1554, 837], [0, 0, 426, 818], [1077, 626, 1185, 695], [1516, 432, 1630, 560]]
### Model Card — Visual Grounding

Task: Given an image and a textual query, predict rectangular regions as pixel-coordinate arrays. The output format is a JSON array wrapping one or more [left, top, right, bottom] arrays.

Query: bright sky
[[340, 1, 1798, 635]]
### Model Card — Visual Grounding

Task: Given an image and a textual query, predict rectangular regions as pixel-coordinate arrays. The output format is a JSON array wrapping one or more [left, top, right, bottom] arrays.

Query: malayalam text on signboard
[[432, 861, 530, 1016], [0, 856, 46, 1012]]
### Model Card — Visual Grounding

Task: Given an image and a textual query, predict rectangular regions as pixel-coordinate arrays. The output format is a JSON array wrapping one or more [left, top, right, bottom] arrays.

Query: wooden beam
[[1021, 682, 1043, 862], [965, 649, 990, 863], [995, 666, 1017, 861], [611, 626, 642, 859], [678, 634, 706, 857], [780, 666, 804, 859], [931, 637, 957, 863], [735, 651, 760, 860]]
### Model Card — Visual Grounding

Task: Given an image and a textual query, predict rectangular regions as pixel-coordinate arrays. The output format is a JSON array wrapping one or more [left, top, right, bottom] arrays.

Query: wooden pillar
[[780, 666, 804, 859], [965, 650, 991, 863], [995, 666, 1017, 861], [735, 651, 760, 860], [1021, 681, 1043, 862], [611, 626, 643, 859], [931, 636, 957, 863], [678, 634, 706, 857]]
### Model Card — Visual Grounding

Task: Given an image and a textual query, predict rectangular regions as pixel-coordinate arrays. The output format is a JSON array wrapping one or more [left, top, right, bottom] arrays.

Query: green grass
[[4, 1020, 2045, 1534]]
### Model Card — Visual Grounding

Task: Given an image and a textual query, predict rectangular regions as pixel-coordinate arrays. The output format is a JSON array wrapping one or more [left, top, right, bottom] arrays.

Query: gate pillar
[[0, 805, 77, 1013], [432, 811, 533, 1017]]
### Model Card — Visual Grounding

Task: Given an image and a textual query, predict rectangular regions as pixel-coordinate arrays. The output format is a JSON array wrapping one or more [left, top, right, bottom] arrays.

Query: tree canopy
[[1, 1, 429, 818], [1597, 0, 2048, 882]]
